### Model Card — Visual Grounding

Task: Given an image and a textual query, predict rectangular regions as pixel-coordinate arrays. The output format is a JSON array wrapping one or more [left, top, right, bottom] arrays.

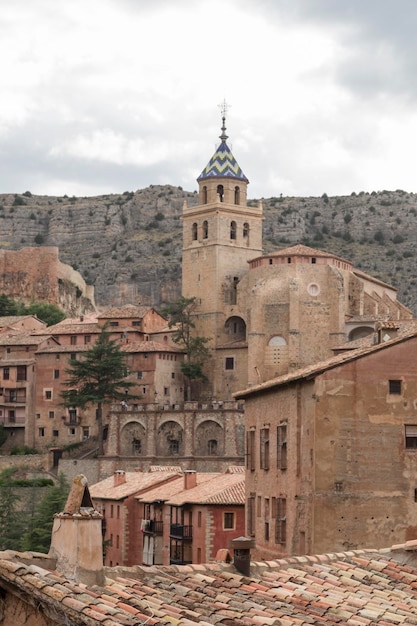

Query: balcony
[[170, 524, 193, 540], [142, 519, 163, 535]]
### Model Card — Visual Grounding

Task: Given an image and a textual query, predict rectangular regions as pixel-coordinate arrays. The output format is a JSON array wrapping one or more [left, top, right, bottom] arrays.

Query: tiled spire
[[197, 102, 248, 182]]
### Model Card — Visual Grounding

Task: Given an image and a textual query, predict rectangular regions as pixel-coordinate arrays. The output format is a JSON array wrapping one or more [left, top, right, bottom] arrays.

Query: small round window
[[307, 283, 320, 296]]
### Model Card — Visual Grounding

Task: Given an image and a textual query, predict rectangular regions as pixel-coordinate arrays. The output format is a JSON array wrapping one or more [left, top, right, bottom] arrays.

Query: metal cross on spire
[[218, 98, 231, 142]]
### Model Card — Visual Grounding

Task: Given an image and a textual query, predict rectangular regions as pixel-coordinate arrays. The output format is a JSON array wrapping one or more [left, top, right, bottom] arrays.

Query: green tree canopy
[[0, 293, 65, 326], [0, 468, 25, 550], [162, 296, 210, 400], [22, 473, 69, 553], [61, 324, 137, 455]]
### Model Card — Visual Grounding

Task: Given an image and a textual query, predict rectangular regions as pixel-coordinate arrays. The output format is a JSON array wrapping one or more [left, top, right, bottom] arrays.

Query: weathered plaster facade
[[236, 330, 417, 560]]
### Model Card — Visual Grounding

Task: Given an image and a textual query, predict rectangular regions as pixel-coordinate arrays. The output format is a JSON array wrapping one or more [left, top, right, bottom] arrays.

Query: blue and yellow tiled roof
[[198, 140, 248, 182], [198, 110, 248, 182]]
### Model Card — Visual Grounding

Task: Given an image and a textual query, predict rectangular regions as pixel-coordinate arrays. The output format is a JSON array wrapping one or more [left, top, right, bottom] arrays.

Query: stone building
[[182, 115, 412, 400], [235, 327, 417, 560]]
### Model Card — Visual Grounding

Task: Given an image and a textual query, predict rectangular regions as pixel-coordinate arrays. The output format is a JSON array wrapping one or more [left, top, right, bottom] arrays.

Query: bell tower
[[182, 104, 263, 398]]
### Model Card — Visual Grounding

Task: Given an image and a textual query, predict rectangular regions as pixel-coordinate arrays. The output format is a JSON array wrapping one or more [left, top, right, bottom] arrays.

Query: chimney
[[229, 537, 256, 577], [184, 470, 197, 490], [114, 469, 127, 487], [49, 474, 104, 585]]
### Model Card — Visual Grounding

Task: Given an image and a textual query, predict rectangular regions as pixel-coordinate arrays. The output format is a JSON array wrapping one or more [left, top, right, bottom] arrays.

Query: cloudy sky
[[1, 0, 417, 199]]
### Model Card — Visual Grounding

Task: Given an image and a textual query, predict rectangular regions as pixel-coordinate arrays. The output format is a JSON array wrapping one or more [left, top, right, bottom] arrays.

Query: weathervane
[[218, 98, 231, 142]]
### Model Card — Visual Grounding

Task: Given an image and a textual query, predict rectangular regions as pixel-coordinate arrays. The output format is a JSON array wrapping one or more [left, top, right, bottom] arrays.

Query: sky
[[1, 0, 417, 199]]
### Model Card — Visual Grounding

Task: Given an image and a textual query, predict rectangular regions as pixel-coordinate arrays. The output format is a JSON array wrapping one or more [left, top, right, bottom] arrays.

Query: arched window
[[230, 221, 237, 240], [203, 220, 208, 239], [217, 184, 224, 202], [192, 223, 198, 241], [202, 186, 208, 204], [243, 222, 249, 237], [234, 186, 240, 205]]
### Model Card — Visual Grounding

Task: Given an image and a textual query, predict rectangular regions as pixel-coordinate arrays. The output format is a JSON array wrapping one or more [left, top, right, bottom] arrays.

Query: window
[[9, 390, 17, 402], [247, 494, 255, 537], [69, 428, 75, 435], [243, 222, 249, 237], [53, 430, 59, 437], [203, 220, 208, 239], [389, 380, 402, 395], [171, 372, 175, 379], [84, 335, 91, 344], [45, 389, 52, 400], [110, 321, 119, 327], [8, 410, 15, 423], [16, 365, 26, 381], [169, 440, 179, 455], [277, 422, 287, 470], [83, 427, 90, 440], [3, 368, 9, 381], [405, 425, 417, 449], [224, 512, 235, 530], [208, 439, 217, 455], [202, 186, 207, 204], [132, 320, 141, 327], [260, 427, 270, 470], [198, 511, 202, 527], [132, 438, 141, 454], [49, 411, 54, 419], [234, 186, 240, 205], [137, 371, 143, 379], [311, 257, 316, 264], [38, 427, 45, 437], [70, 336, 77, 345], [192, 222, 198, 241], [70, 353, 76, 361], [217, 184, 224, 202], [230, 220, 237, 240], [275, 498, 287, 546], [68, 409, 77, 424], [53, 369, 60, 379], [225, 357, 235, 370], [246, 430, 255, 471]]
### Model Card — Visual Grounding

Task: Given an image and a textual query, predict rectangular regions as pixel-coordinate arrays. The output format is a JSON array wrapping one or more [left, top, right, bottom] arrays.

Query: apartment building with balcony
[[90, 467, 245, 568]]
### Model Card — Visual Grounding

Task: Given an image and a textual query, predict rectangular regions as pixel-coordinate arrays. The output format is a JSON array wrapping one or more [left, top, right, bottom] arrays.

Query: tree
[[61, 324, 136, 455], [22, 473, 69, 553], [163, 296, 210, 400], [0, 468, 25, 550], [24, 301, 65, 326]]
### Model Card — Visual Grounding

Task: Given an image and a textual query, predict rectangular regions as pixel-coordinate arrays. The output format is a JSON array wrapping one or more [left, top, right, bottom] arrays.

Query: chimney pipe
[[229, 537, 256, 577]]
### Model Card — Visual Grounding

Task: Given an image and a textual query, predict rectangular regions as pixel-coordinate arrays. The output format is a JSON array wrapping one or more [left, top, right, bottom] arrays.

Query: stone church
[[182, 112, 412, 400]]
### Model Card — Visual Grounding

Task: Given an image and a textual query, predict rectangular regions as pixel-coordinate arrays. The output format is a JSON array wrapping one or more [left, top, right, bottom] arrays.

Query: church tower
[[182, 106, 263, 399]]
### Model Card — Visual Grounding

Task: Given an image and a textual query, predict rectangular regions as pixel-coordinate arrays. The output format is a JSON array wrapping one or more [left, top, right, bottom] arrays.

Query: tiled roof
[[90, 470, 182, 501], [38, 322, 101, 334], [269, 243, 345, 260], [97, 305, 158, 319], [197, 140, 248, 182], [0, 332, 54, 346], [166, 473, 245, 506], [4, 545, 417, 624], [120, 341, 183, 353], [0, 315, 42, 327]]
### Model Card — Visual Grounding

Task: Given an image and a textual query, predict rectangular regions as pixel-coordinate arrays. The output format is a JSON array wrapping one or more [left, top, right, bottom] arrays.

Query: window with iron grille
[[275, 498, 287, 546], [389, 379, 402, 395], [277, 422, 287, 470], [260, 427, 270, 470]]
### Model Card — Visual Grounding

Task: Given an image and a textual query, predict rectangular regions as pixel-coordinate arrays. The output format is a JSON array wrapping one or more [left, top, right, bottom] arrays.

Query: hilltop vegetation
[[1, 186, 417, 313]]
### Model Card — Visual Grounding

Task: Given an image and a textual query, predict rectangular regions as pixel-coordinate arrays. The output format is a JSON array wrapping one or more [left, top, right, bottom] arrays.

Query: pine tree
[[0, 468, 25, 550], [22, 473, 69, 553], [61, 324, 136, 455]]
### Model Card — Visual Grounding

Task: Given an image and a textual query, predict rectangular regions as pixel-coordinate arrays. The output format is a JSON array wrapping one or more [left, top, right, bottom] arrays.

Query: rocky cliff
[[1, 187, 416, 313]]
